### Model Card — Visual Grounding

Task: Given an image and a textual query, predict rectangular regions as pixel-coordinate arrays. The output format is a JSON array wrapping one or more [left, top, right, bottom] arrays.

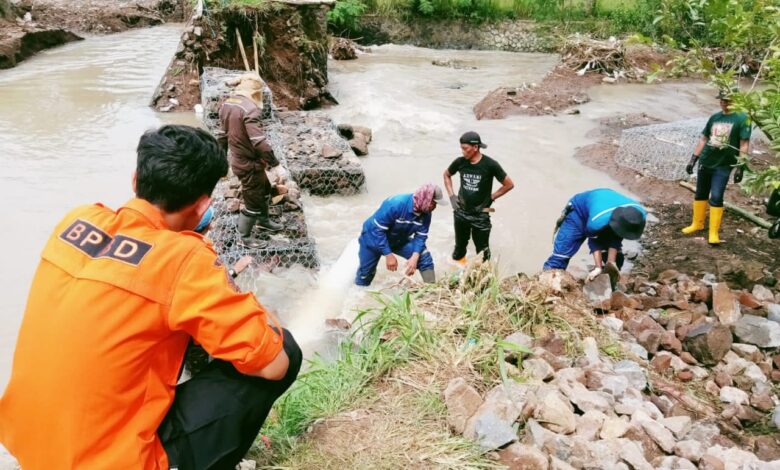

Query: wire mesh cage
[[614, 118, 707, 181], [199, 67, 367, 270]]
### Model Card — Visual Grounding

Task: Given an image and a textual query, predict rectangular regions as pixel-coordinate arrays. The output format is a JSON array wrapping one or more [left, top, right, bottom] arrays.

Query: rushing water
[[0, 25, 195, 396], [0, 31, 720, 404], [254, 46, 718, 351]]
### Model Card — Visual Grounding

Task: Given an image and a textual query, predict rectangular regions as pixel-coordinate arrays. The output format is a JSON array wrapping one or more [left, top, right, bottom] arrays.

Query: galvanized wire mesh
[[198, 67, 366, 272], [615, 118, 707, 181]]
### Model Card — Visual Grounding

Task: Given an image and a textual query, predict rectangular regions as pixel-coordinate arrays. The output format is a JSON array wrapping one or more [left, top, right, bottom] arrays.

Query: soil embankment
[[152, 1, 335, 113], [0, 0, 184, 69]]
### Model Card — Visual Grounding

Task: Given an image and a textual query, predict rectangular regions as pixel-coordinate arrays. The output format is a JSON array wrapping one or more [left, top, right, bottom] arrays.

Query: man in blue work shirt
[[356, 184, 444, 286], [543, 188, 647, 281]]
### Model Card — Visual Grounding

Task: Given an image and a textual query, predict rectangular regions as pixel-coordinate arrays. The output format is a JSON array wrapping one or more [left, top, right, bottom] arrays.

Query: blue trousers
[[543, 202, 621, 270], [695, 165, 732, 207], [355, 239, 434, 286]]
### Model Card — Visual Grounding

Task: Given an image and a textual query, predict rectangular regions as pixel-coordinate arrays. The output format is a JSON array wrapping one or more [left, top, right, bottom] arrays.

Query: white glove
[[266, 165, 288, 185], [586, 267, 603, 282]]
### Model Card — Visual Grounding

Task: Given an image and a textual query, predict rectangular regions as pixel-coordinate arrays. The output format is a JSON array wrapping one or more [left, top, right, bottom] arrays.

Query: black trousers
[[452, 210, 492, 261], [159, 329, 302, 470]]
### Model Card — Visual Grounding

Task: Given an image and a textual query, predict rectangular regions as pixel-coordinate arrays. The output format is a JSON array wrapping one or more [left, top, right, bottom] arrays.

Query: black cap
[[460, 131, 487, 149], [608, 206, 646, 240]]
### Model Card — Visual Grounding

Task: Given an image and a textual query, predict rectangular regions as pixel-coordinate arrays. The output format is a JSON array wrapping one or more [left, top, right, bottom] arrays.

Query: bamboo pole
[[235, 28, 250, 72], [253, 32, 260, 74], [679, 181, 772, 229]]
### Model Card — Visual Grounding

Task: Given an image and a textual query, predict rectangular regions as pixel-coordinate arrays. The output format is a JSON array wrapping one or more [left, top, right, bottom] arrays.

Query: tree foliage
[[655, 0, 780, 193]]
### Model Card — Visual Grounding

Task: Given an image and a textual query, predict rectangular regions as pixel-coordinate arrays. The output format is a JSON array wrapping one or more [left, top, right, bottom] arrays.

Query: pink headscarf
[[413, 183, 438, 214]]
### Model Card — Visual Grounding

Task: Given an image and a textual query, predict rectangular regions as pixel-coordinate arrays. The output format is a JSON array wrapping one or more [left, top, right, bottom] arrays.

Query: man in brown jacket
[[219, 73, 283, 247]]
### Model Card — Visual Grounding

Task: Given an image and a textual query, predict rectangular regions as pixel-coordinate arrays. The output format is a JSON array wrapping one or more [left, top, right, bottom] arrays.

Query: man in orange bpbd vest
[[0, 125, 302, 469]]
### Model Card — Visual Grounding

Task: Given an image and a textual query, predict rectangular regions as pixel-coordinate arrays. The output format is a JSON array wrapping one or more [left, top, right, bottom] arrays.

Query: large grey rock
[[503, 331, 534, 357], [773, 405, 780, 429], [464, 382, 529, 439], [733, 315, 780, 348], [753, 284, 775, 302], [614, 360, 647, 391], [619, 440, 654, 470], [660, 416, 692, 439], [602, 316, 624, 332], [652, 456, 697, 470], [632, 411, 676, 453], [584, 274, 612, 309], [585, 368, 629, 397], [538, 269, 579, 294], [684, 322, 732, 365], [499, 443, 549, 469], [601, 416, 631, 439], [534, 391, 577, 434], [468, 412, 517, 449], [683, 422, 720, 448], [575, 409, 606, 441], [523, 358, 555, 382], [719, 386, 749, 405], [731, 343, 762, 362], [444, 378, 482, 434], [674, 440, 704, 463], [559, 379, 614, 414], [768, 303, 780, 323], [713, 283, 742, 325], [704, 445, 760, 469]]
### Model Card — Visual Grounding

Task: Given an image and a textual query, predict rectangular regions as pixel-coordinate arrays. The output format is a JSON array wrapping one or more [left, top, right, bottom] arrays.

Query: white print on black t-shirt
[[462, 173, 482, 192]]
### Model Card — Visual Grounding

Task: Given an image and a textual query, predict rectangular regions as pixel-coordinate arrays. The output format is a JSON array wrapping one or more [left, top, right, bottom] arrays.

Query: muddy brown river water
[[0, 26, 719, 415]]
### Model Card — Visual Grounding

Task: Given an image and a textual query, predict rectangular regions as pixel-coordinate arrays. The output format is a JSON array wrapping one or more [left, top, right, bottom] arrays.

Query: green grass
[[251, 262, 624, 467]]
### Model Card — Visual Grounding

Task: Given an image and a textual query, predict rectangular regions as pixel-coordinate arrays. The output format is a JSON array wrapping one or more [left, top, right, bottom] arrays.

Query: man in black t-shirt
[[443, 131, 514, 262]]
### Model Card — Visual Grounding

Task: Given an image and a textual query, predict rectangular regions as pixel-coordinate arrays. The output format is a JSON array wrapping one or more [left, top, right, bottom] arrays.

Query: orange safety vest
[[0, 198, 282, 469]]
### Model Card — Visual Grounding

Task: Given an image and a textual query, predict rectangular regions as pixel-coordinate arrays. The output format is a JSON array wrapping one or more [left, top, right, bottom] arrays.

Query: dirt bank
[[0, 0, 184, 69], [475, 40, 671, 119], [152, 1, 335, 113], [570, 112, 779, 288]]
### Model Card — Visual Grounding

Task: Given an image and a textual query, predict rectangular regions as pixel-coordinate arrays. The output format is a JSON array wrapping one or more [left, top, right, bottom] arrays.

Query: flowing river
[[0, 26, 719, 404]]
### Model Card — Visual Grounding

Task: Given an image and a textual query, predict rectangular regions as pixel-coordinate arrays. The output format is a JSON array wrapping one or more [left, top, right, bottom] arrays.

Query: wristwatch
[[228, 268, 238, 279]]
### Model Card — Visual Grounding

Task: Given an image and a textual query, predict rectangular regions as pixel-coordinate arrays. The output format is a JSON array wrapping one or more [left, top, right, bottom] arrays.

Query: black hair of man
[[136, 125, 228, 212]]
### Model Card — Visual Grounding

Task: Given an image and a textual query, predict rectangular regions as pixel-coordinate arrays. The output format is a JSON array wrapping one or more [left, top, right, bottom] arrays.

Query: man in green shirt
[[682, 88, 752, 244]]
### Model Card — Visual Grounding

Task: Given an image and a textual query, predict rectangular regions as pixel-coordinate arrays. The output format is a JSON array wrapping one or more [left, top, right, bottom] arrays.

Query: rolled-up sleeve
[[167, 247, 283, 374]]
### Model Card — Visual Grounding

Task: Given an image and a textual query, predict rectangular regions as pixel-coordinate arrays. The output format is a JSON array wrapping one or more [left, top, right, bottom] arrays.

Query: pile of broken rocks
[[444, 269, 780, 469]]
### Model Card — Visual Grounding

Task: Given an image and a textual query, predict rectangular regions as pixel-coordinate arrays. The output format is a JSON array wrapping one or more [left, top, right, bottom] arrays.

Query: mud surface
[[573, 113, 779, 290], [636, 203, 779, 289], [474, 65, 599, 119], [15, 0, 182, 34], [0, 0, 183, 69]]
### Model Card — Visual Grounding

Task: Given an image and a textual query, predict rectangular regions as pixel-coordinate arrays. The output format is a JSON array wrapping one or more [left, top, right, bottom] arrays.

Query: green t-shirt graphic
[[699, 111, 752, 169]]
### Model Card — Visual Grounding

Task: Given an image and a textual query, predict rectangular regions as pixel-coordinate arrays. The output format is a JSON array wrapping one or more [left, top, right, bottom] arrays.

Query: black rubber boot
[[419, 269, 436, 283], [255, 215, 283, 232], [237, 213, 267, 249], [254, 197, 283, 232]]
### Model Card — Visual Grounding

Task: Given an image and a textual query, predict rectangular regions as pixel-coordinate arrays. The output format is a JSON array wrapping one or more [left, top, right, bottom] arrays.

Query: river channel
[[0, 26, 718, 399]]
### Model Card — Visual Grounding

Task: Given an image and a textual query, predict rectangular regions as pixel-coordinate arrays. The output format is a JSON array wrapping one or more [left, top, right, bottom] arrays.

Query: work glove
[[733, 166, 744, 184], [586, 267, 602, 282], [449, 195, 460, 211], [475, 198, 494, 213], [685, 154, 699, 175]]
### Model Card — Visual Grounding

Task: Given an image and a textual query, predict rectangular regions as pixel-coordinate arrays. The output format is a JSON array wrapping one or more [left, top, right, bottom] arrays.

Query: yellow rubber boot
[[708, 206, 724, 245], [681, 200, 708, 234]]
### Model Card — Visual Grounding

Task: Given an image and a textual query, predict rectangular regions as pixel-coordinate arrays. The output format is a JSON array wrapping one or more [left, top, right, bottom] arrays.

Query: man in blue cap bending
[[543, 188, 647, 282], [355, 183, 444, 286]]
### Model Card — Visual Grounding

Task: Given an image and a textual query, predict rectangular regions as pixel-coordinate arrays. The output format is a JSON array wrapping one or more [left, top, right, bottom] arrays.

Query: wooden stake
[[679, 181, 773, 229], [253, 32, 260, 74], [235, 28, 250, 72]]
